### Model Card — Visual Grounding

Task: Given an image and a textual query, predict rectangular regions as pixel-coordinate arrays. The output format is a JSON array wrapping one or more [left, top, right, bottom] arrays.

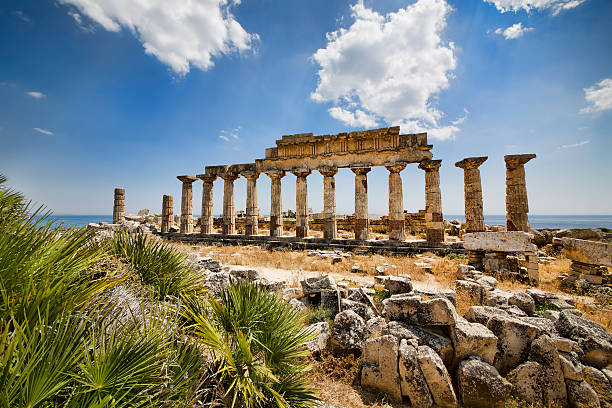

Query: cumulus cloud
[[494, 22, 534, 39], [57, 0, 258, 75], [559, 140, 589, 149], [33, 127, 53, 136], [27, 91, 46, 99], [580, 78, 612, 114], [311, 0, 461, 140], [484, 0, 588, 15]]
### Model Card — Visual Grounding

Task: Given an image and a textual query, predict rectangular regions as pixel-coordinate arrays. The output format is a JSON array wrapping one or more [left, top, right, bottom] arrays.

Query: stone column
[[221, 172, 239, 235], [196, 174, 217, 234], [177, 176, 197, 234], [418, 160, 444, 242], [504, 154, 536, 232], [385, 162, 407, 241], [112, 188, 125, 224], [161, 194, 173, 233], [320, 166, 338, 240], [455, 156, 488, 233], [351, 165, 371, 241], [291, 168, 311, 238], [266, 169, 285, 237], [242, 171, 260, 236]]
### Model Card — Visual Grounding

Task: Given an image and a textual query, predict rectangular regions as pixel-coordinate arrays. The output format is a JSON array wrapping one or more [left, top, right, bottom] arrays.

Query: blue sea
[[50, 214, 612, 230]]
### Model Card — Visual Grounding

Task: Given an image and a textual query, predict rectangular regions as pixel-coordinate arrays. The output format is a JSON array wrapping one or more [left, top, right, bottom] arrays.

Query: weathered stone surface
[[487, 314, 540, 374], [463, 231, 536, 252], [330, 310, 365, 352], [305, 322, 330, 354], [289, 298, 307, 312], [398, 339, 434, 407], [383, 294, 458, 326], [486, 290, 513, 308], [361, 335, 402, 402], [384, 275, 413, 295], [528, 335, 568, 404], [508, 291, 536, 315], [465, 306, 511, 326], [383, 321, 454, 367], [457, 357, 512, 408], [476, 275, 499, 290], [507, 361, 543, 402], [566, 379, 601, 408], [413, 287, 457, 307], [556, 237, 612, 267], [341, 299, 368, 320], [451, 317, 498, 365], [520, 317, 556, 336], [364, 317, 386, 339], [560, 352, 586, 381], [456, 280, 486, 306], [555, 311, 612, 368], [301, 275, 337, 294], [204, 272, 231, 297], [417, 345, 458, 408], [321, 289, 341, 317], [584, 366, 612, 406]]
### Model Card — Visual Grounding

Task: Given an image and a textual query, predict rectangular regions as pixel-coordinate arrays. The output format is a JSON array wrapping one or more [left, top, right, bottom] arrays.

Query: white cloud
[[219, 126, 241, 142], [484, 0, 588, 15], [494, 22, 534, 39], [57, 0, 258, 75], [13, 11, 32, 23], [311, 0, 460, 140], [33, 128, 53, 136], [27, 91, 46, 99], [580, 78, 612, 114], [559, 140, 589, 149]]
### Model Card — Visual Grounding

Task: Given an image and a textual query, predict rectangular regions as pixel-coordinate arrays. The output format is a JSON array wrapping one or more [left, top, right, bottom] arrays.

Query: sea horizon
[[50, 214, 612, 230]]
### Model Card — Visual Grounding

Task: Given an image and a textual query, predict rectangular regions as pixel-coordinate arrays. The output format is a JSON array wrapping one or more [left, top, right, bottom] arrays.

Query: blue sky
[[0, 0, 610, 217]]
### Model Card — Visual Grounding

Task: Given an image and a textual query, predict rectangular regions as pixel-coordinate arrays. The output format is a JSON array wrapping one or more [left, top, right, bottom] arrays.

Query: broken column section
[[161, 194, 173, 233], [112, 188, 125, 224]]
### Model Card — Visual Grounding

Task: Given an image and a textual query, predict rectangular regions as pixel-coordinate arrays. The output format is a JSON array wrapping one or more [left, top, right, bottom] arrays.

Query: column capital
[[266, 169, 286, 179], [196, 174, 217, 183], [384, 161, 407, 173], [291, 167, 312, 178], [319, 166, 338, 177], [241, 170, 260, 180], [504, 154, 536, 168], [350, 164, 371, 175], [455, 156, 487, 170], [219, 171, 239, 181], [177, 175, 197, 184], [418, 159, 442, 172]]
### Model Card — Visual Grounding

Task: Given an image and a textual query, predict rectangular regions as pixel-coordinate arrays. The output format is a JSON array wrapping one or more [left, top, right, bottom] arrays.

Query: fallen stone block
[[361, 335, 402, 402], [364, 317, 386, 339], [384, 275, 413, 295], [556, 237, 612, 267], [566, 379, 601, 408], [555, 311, 612, 369], [417, 345, 458, 408], [463, 231, 537, 252], [560, 352, 586, 381], [584, 366, 612, 406], [487, 314, 540, 375], [413, 287, 457, 307], [451, 317, 498, 365], [508, 291, 536, 315], [305, 322, 330, 354], [398, 339, 434, 407], [301, 275, 337, 295], [330, 310, 365, 353], [383, 321, 454, 367], [383, 294, 458, 326], [464, 305, 511, 326], [457, 357, 512, 408], [456, 280, 486, 306]]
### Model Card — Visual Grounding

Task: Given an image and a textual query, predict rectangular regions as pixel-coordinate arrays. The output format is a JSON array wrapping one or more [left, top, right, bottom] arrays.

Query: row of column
[[174, 161, 445, 242]]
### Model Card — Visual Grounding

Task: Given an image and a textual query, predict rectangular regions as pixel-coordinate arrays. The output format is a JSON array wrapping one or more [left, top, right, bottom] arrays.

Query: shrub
[[184, 281, 318, 407], [110, 231, 205, 299], [305, 304, 333, 325]]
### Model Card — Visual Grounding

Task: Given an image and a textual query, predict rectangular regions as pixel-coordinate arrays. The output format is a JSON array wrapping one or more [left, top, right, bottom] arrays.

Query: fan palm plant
[[184, 281, 318, 408]]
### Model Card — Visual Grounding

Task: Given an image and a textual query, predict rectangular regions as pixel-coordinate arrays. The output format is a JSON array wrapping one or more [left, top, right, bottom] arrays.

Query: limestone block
[[384, 275, 413, 295], [451, 317, 498, 365], [555, 311, 612, 369], [413, 287, 457, 307], [508, 291, 536, 315], [398, 339, 434, 407], [383, 294, 458, 326], [341, 298, 368, 320], [528, 335, 568, 403], [566, 379, 601, 408], [506, 361, 542, 402], [305, 322, 330, 354], [560, 352, 586, 381], [556, 237, 612, 267], [301, 275, 337, 295], [330, 310, 365, 352], [463, 231, 536, 252], [464, 306, 511, 326], [486, 314, 540, 374], [364, 317, 386, 339], [457, 357, 512, 408], [584, 366, 612, 406], [417, 345, 458, 408], [383, 321, 454, 367], [361, 335, 402, 402]]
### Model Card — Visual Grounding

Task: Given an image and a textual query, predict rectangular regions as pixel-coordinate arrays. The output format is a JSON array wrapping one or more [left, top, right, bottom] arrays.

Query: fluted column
[[505, 154, 536, 232], [177, 176, 197, 234], [320, 166, 338, 240], [455, 157, 487, 233], [418, 160, 444, 242], [291, 168, 311, 238], [266, 169, 286, 237], [385, 162, 407, 241], [161, 194, 173, 233], [220, 172, 239, 235], [351, 165, 371, 241], [112, 188, 125, 224], [196, 174, 217, 234], [242, 171, 260, 236]]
